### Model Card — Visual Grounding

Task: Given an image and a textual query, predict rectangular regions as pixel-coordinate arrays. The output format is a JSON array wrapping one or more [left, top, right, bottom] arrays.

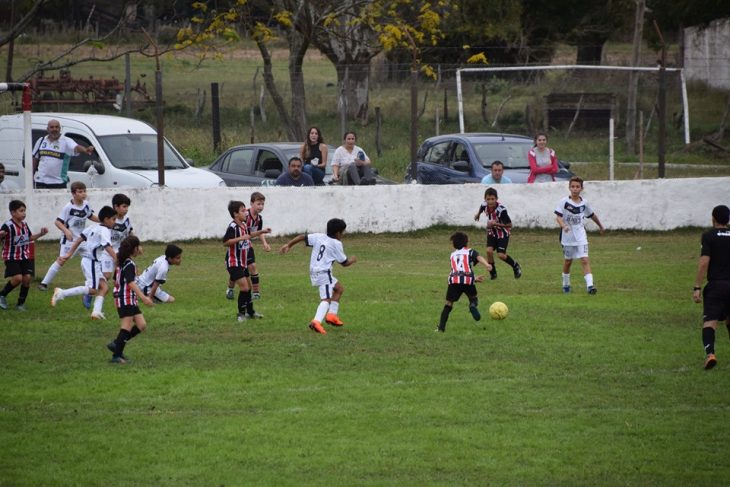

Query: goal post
[[455, 65, 690, 145]]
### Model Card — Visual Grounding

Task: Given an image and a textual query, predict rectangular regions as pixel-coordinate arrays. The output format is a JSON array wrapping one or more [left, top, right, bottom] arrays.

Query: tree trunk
[[286, 28, 309, 141], [334, 62, 371, 123], [576, 42, 605, 65], [255, 39, 297, 141]]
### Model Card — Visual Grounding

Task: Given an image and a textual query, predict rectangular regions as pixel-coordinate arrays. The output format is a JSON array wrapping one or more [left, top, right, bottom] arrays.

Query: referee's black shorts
[[703, 280, 730, 322]]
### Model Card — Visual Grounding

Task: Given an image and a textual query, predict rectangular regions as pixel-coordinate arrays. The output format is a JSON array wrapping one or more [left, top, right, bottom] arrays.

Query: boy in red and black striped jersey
[[224, 200, 271, 322], [0, 200, 49, 311], [107, 236, 153, 364], [436, 232, 492, 333], [474, 187, 522, 280]]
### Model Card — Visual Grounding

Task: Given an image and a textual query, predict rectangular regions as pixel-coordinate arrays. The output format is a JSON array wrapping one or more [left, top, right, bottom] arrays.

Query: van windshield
[[96, 134, 188, 170]]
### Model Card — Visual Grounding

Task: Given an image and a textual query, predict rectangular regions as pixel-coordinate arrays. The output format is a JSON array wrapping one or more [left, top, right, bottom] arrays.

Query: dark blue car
[[405, 133, 573, 184]]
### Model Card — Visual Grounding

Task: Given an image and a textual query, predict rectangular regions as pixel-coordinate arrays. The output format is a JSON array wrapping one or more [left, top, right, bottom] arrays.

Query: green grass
[[1, 227, 727, 486]]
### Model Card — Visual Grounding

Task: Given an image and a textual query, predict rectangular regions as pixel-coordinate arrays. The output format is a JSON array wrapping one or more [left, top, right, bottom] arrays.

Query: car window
[[96, 134, 187, 170], [255, 150, 283, 175], [473, 142, 531, 169], [423, 142, 450, 165], [64, 133, 95, 172], [224, 148, 254, 176]]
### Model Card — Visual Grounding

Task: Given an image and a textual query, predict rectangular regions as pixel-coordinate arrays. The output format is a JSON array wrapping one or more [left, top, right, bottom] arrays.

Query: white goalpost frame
[[455, 65, 690, 145]]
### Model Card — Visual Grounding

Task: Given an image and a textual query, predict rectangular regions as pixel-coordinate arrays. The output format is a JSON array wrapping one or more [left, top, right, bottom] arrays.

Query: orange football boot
[[704, 353, 717, 370], [325, 313, 344, 327], [309, 320, 326, 335]]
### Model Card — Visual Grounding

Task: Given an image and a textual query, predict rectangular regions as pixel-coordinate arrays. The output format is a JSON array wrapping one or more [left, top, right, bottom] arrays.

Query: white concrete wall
[[1, 177, 727, 242], [684, 18, 730, 91]]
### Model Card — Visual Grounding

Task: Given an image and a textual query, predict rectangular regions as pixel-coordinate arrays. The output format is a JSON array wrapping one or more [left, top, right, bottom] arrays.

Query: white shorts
[[100, 253, 116, 274], [562, 244, 589, 260], [59, 241, 80, 258], [310, 270, 337, 300], [81, 257, 105, 290], [143, 284, 171, 303]]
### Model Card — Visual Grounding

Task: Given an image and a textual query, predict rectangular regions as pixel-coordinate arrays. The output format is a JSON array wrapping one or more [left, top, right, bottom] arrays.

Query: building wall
[[684, 18, 730, 91], [2, 177, 727, 242]]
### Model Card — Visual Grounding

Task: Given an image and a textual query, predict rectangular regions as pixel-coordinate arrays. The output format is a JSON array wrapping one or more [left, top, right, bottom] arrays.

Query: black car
[[405, 133, 573, 184]]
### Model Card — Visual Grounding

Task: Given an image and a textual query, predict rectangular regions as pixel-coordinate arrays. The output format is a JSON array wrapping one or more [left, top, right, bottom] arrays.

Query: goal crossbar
[[455, 65, 689, 144]]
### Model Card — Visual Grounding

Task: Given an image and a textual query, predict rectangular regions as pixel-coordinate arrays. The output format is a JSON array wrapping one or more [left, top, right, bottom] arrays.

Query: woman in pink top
[[527, 132, 559, 183]]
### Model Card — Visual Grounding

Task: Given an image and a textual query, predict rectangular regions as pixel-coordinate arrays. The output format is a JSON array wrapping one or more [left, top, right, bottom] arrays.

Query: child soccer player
[[38, 181, 98, 291], [0, 200, 49, 311], [137, 244, 183, 303], [96, 193, 133, 309], [436, 231, 492, 333], [279, 218, 358, 335], [107, 236, 154, 364], [224, 200, 271, 322], [474, 187, 522, 280], [50, 206, 117, 319], [226, 192, 271, 301], [554, 176, 605, 294]]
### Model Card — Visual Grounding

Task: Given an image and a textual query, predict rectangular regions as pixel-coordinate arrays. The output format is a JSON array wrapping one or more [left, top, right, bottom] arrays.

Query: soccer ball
[[489, 301, 509, 320]]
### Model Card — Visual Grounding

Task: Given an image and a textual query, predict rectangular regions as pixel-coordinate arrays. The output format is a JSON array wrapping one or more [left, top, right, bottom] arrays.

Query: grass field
[[1, 227, 728, 486]]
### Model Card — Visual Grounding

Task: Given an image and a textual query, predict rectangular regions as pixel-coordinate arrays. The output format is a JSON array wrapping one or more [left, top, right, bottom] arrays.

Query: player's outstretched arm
[[342, 256, 358, 267], [55, 219, 73, 242], [279, 234, 306, 254], [31, 227, 49, 240], [59, 236, 84, 264], [476, 254, 493, 274]]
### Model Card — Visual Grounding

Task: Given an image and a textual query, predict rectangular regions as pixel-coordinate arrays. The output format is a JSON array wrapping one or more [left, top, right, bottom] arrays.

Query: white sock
[[42, 262, 62, 286], [93, 295, 104, 314], [562, 273, 571, 287], [314, 301, 330, 322], [584, 273, 594, 288], [60, 286, 88, 299], [328, 301, 340, 315]]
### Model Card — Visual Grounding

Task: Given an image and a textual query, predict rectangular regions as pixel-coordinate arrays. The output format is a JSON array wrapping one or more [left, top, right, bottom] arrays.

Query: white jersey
[[110, 216, 133, 251], [137, 255, 170, 289], [78, 224, 112, 261], [554, 195, 595, 246], [57, 199, 94, 245], [306, 233, 347, 284], [32, 135, 77, 185]]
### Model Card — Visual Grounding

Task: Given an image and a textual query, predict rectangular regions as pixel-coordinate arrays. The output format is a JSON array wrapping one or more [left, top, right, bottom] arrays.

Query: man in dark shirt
[[693, 204, 730, 370], [276, 157, 314, 187]]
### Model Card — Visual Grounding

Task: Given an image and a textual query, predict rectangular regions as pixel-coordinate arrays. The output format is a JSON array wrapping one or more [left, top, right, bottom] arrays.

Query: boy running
[[279, 218, 358, 335], [436, 231, 492, 333], [38, 181, 98, 291], [0, 200, 49, 311], [137, 244, 183, 303], [554, 177, 605, 294], [474, 187, 522, 280]]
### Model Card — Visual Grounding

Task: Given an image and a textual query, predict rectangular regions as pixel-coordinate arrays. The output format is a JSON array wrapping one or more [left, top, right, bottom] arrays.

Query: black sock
[[17, 285, 30, 305], [238, 289, 251, 315], [250, 274, 259, 287], [489, 264, 496, 275], [504, 256, 516, 268], [129, 325, 142, 339], [246, 300, 255, 315], [703, 327, 716, 355], [438, 305, 452, 331], [469, 296, 479, 308], [0, 281, 17, 297], [113, 329, 132, 357]]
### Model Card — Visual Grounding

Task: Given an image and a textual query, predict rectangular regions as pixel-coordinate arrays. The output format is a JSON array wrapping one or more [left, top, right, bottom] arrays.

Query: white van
[[0, 113, 225, 189]]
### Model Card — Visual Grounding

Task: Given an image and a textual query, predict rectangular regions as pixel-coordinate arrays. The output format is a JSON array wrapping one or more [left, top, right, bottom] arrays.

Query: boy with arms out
[[474, 187, 522, 280], [279, 218, 357, 335], [226, 192, 271, 301], [38, 181, 98, 291], [436, 231, 492, 333], [107, 236, 154, 364], [554, 177, 605, 294], [692, 205, 730, 370], [51, 206, 117, 319], [137, 244, 183, 303], [0, 200, 49, 310], [224, 201, 271, 322]]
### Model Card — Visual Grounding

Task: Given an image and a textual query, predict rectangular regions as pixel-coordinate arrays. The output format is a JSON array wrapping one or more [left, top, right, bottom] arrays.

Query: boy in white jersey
[[51, 206, 117, 320], [554, 177, 605, 294], [138, 244, 183, 303], [102, 193, 134, 280], [436, 232, 492, 333], [38, 182, 98, 291], [279, 218, 357, 335]]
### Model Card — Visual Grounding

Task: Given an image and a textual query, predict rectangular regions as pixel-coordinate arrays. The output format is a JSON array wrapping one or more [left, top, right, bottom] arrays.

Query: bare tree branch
[[0, 0, 47, 49]]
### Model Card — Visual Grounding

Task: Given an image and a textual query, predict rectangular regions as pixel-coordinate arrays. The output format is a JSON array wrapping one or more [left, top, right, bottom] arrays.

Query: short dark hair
[[165, 244, 183, 259], [491, 160, 504, 168], [250, 191, 265, 203], [97, 205, 116, 221], [327, 218, 347, 238], [112, 193, 131, 207], [569, 176, 584, 187], [712, 205, 730, 225], [484, 187, 498, 198], [288, 157, 302, 167], [9, 200, 25, 212], [70, 181, 86, 193], [450, 231, 468, 249], [228, 200, 245, 218]]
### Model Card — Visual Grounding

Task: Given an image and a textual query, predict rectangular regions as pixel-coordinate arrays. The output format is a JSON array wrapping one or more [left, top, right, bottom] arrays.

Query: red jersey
[[223, 220, 250, 268], [448, 247, 480, 285], [114, 258, 138, 308], [478, 201, 512, 239], [1, 218, 33, 261]]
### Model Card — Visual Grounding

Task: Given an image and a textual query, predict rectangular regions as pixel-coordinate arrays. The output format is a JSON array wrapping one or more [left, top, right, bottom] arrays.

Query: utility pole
[[653, 20, 667, 178], [626, 0, 646, 154]]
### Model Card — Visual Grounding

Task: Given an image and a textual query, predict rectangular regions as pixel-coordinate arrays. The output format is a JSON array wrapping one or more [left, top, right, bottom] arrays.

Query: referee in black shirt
[[693, 205, 730, 370]]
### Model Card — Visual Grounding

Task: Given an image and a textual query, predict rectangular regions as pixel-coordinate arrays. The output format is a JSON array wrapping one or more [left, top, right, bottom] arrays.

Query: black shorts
[[228, 266, 247, 282], [117, 304, 141, 318], [486, 235, 510, 254], [703, 280, 730, 322], [445, 283, 478, 302], [4, 259, 34, 278], [246, 246, 256, 266]]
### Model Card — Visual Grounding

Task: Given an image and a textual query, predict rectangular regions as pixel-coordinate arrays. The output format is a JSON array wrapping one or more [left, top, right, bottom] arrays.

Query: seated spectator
[[331, 131, 376, 185], [481, 160, 512, 184], [300, 126, 327, 186], [276, 157, 315, 187]]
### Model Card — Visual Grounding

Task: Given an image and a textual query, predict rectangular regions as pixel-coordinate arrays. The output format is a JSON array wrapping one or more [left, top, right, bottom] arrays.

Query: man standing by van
[[32, 119, 95, 189]]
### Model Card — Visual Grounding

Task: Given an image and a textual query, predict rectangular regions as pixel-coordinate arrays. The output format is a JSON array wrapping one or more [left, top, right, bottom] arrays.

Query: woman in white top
[[527, 132, 559, 183], [330, 131, 376, 185]]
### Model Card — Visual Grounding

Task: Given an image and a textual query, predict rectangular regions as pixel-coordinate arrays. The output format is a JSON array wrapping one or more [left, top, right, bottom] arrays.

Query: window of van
[[96, 134, 187, 170]]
